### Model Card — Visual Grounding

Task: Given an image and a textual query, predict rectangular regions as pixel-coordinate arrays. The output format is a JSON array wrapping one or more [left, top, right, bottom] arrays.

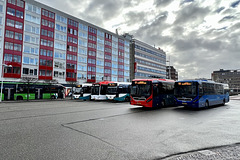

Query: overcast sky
[[36, 0, 240, 80]]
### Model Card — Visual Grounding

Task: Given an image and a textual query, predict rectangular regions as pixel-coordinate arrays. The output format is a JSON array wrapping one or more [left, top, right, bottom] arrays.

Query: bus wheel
[[51, 95, 56, 99], [205, 101, 209, 108], [161, 100, 165, 108], [16, 96, 23, 101], [125, 97, 130, 102], [222, 99, 225, 106]]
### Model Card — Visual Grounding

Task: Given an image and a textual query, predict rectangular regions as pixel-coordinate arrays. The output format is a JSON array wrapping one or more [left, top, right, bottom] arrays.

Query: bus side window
[[199, 86, 203, 96], [153, 85, 158, 96]]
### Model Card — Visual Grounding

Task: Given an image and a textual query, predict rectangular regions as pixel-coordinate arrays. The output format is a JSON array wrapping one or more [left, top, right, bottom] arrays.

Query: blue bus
[[174, 80, 229, 108]]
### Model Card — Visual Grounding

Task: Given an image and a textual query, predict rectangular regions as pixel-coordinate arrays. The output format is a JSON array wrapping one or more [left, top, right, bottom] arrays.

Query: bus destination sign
[[178, 82, 192, 86], [108, 83, 117, 86], [135, 81, 147, 85]]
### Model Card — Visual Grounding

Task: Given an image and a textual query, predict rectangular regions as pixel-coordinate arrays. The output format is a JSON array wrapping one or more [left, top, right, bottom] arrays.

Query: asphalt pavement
[[161, 94, 240, 160]]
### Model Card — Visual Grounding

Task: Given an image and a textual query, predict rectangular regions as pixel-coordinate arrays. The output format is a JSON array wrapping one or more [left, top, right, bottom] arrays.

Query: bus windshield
[[106, 87, 117, 95], [91, 86, 99, 95], [131, 81, 151, 98], [82, 86, 91, 94], [174, 82, 197, 98]]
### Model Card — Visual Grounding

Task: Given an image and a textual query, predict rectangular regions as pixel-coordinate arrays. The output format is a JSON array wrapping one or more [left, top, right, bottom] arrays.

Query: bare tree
[[21, 76, 38, 101]]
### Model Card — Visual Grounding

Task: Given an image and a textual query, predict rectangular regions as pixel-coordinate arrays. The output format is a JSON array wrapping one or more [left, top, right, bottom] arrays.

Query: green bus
[[1, 82, 65, 101]]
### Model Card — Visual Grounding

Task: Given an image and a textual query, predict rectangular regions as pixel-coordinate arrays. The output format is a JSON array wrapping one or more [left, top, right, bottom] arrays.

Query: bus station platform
[[162, 143, 240, 160]]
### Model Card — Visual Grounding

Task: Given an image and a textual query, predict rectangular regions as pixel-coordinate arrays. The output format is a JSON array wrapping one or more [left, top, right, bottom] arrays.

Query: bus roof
[[82, 83, 92, 87], [108, 82, 131, 85], [94, 81, 115, 85], [133, 79, 175, 82], [176, 80, 228, 85]]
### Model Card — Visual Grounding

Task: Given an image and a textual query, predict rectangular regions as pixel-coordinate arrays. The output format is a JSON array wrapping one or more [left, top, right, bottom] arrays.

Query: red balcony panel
[[104, 52, 112, 56], [6, 14, 24, 23], [41, 15, 55, 22], [68, 25, 78, 30], [4, 73, 21, 78], [88, 39, 97, 44], [39, 45, 54, 51], [39, 76, 52, 80], [118, 62, 124, 65], [87, 47, 96, 52], [67, 42, 78, 48], [40, 45, 54, 51], [3, 61, 21, 67], [40, 35, 54, 41], [6, 2, 25, 12], [104, 59, 111, 63], [39, 65, 53, 71], [4, 49, 22, 56], [67, 33, 78, 39], [66, 60, 77, 64], [87, 55, 96, 60], [5, 26, 24, 34], [87, 63, 96, 67], [66, 51, 77, 55], [66, 68, 77, 73], [87, 79, 95, 83], [104, 65, 111, 69], [40, 25, 55, 32], [39, 56, 53, 61], [66, 77, 77, 82]]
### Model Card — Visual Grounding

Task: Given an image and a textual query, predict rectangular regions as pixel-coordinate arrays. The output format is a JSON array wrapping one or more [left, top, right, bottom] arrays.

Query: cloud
[[231, 0, 240, 8], [154, 0, 174, 8], [174, 3, 210, 26], [219, 15, 235, 23], [215, 7, 225, 13]]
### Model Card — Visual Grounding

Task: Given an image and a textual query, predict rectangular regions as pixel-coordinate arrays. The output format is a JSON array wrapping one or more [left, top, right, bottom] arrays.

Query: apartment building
[[0, 0, 131, 85]]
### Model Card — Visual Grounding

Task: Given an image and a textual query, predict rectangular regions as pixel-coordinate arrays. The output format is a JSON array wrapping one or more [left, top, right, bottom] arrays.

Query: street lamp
[[1, 64, 12, 102]]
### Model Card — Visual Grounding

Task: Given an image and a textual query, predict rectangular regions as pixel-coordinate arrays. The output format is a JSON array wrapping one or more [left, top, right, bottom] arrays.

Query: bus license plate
[[182, 103, 187, 105]]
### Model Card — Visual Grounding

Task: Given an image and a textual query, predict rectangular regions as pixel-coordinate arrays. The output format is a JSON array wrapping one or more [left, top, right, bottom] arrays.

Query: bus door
[[5, 88, 14, 100], [35, 88, 42, 99], [152, 83, 160, 107]]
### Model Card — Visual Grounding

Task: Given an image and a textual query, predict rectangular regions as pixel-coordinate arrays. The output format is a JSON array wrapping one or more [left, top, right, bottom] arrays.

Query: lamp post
[[1, 64, 12, 102]]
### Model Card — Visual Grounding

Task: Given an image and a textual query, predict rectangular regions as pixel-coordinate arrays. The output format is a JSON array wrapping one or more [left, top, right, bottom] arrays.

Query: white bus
[[76, 83, 92, 100], [106, 82, 131, 101], [91, 81, 114, 100]]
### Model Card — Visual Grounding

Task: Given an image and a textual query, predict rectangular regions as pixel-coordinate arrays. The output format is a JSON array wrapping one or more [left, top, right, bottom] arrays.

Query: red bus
[[130, 79, 175, 108]]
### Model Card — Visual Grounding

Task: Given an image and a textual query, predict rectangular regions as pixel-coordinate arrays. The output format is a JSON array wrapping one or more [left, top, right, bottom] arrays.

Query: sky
[[36, 0, 240, 80]]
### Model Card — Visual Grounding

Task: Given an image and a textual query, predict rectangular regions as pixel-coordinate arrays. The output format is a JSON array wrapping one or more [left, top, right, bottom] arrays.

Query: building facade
[[166, 66, 178, 81], [212, 69, 240, 89], [0, 0, 131, 85], [130, 39, 166, 80]]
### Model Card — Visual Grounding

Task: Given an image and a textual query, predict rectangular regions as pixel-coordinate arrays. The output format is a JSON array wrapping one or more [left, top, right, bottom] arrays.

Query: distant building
[[166, 66, 178, 81], [212, 69, 240, 88], [130, 39, 166, 80]]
